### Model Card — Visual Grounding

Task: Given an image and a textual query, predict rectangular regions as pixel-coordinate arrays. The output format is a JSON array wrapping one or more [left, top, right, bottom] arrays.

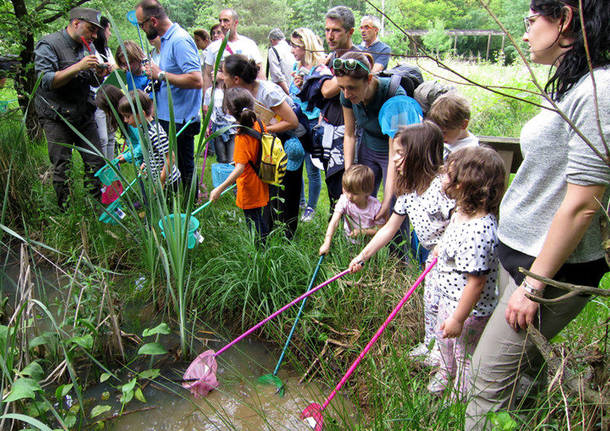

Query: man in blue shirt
[[357, 16, 391, 74], [136, 0, 203, 192]]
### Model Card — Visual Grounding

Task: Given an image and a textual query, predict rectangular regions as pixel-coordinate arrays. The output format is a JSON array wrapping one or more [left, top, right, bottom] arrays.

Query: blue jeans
[[300, 154, 321, 209]]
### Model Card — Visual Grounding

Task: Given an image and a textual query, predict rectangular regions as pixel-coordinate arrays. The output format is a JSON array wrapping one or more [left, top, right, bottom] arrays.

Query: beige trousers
[[464, 264, 590, 430]]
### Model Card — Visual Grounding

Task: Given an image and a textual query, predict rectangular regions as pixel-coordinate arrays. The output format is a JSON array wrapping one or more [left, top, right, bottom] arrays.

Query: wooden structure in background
[[479, 136, 522, 186], [405, 29, 506, 59]]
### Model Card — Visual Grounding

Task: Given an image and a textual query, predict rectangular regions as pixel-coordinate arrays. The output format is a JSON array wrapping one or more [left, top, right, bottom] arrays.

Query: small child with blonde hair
[[319, 164, 385, 255]]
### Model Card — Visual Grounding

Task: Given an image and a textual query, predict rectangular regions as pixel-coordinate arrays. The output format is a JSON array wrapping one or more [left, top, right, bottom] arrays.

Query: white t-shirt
[[443, 131, 479, 159], [268, 40, 295, 86], [204, 35, 262, 66]]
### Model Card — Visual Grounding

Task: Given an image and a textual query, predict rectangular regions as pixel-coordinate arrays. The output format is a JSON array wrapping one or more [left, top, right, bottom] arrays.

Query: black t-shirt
[[497, 241, 607, 288]]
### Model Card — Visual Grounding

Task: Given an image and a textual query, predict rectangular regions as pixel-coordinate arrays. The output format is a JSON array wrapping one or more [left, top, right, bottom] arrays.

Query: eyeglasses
[[138, 17, 151, 28], [523, 13, 540, 33], [360, 25, 374, 31], [289, 41, 305, 49], [332, 58, 370, 73]]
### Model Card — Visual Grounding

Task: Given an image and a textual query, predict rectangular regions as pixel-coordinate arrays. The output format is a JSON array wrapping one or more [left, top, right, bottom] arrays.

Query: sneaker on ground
[[301, 207, 315, 222], [427, 371, 446, 395], [423, 344, 442, 367], [408, 342, 429, 358]]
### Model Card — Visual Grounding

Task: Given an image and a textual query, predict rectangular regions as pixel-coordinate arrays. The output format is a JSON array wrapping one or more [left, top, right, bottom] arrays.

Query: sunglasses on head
[[332, 58, 370, 73]]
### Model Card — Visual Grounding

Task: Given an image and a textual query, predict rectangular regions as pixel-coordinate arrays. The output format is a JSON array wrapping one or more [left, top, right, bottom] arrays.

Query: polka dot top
[[435, 212, 499, 317], [394, 175, 455, 250]]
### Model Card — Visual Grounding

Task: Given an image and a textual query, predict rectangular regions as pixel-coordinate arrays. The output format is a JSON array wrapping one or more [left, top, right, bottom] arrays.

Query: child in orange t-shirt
[[209, 87, 269, 240]]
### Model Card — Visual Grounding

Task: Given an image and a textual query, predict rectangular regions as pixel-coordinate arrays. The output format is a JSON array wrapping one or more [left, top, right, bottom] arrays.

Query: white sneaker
[[408, 343, 429, 358], [301, 207, 315, 222], [427, 371, 446, 395], [423, 344, 442, 367]]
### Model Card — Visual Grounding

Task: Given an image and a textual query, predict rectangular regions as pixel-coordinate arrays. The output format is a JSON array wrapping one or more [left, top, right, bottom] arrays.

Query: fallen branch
[[527, 325, 604, 406], [519, 267, 610, 304]]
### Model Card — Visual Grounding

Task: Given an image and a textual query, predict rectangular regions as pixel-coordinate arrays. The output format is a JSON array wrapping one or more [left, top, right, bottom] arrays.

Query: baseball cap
[[70, 7, 103, 29]]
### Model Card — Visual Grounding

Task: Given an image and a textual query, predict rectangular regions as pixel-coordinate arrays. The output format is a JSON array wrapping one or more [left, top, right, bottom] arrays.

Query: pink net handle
[[215, 269, 351, 357], [321, 258, 437, 410]]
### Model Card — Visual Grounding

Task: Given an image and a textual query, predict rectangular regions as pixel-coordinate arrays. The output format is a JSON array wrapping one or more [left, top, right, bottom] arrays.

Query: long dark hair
[[223, 87, 257, 133], [93, 16, 110, 59], [223, 54, 258, 85], [394, 121, 444, 195], [531, 0, 610, 100], [95, 84, 125, 130]]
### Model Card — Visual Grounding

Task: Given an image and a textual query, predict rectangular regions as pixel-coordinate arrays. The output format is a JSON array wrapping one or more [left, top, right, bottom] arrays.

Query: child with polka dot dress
[[349, 121, 455, 366], [427, 145, 505, 398]]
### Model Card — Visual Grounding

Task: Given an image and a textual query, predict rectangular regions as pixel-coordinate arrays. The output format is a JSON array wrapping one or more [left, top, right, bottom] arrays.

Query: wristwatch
[[158, 70, 167, 81]]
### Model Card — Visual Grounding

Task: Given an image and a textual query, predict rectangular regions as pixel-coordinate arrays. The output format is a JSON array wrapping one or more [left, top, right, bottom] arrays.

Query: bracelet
[[520, 279, 544, 298]]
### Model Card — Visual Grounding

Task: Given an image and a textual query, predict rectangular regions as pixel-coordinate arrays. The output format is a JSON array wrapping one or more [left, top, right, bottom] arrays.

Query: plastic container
[[211, 163, 235, 188], [158, 214, 202, 249], [95, 159, 121, 186], [98, 200, 126, 225]]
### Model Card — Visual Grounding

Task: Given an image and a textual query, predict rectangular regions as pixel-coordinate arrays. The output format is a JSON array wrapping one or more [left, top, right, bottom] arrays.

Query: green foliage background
[[2, 0, 530, 55]]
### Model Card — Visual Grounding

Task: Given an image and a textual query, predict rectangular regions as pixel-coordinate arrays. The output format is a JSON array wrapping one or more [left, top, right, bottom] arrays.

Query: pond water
[[1, 257, 358, 430], [96, 338, 358, 430]]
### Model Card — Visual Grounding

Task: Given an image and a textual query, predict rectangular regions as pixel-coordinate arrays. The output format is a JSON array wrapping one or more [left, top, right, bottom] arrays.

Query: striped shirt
[[145, 122, 181, 186]]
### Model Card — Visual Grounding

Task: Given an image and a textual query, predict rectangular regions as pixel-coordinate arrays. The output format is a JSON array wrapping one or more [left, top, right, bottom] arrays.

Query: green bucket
[[158, 214, 202, 249]]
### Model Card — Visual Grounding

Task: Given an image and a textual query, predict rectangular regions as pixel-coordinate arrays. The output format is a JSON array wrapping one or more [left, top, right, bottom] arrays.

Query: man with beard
[[34, 7, 109, 209], [302, 5, 359, 210], [135, 0, 203, 192], [202, 9, 263, 95]]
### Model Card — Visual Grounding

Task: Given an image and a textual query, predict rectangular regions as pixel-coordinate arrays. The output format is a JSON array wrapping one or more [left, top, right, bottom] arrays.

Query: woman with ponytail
[[223, 53, 304, 239], [209, 87, 269, 242], [466, 1, 609, 428]]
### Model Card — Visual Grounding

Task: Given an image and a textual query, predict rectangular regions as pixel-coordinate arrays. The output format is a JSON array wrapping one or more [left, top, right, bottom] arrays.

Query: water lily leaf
[[20, 361, 44, 381], [137, 342, 168, 356], [138, 369, 160, 380], [142, 323, 171, 337], [4, 378, 42, 402], [90, 405, 112, 418], [134, 388, 146, 403], [67, 334, 93, 350], [55, 384, 73, 400]]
